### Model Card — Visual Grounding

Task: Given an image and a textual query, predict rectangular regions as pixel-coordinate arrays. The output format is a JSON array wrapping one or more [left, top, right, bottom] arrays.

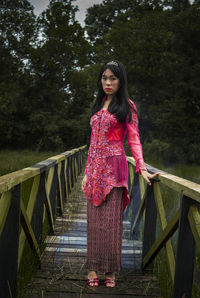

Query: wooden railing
[[0, 145, 86, 298], [127, 156, 200, 298]]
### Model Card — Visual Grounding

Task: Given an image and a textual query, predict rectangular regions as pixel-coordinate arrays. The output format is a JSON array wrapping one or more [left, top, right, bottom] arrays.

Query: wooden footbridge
[[0, 145, 200, 298]]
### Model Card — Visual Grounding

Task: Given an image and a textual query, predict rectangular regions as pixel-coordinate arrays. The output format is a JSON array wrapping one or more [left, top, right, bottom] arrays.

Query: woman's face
[[101, 68, 120, 97]]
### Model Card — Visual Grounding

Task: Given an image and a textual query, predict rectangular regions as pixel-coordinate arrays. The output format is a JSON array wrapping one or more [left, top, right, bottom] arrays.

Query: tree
[[84, 0, 200, 162], [28, 0, 91, 150], [0, 0, 37, 148]]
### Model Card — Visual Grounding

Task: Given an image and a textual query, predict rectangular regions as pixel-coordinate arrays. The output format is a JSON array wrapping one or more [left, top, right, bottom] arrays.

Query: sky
[[29, 0, 103, 26]]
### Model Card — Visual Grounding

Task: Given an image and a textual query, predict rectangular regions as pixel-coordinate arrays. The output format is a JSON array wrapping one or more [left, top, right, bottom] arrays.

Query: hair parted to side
[[90, 60, 136, 122]]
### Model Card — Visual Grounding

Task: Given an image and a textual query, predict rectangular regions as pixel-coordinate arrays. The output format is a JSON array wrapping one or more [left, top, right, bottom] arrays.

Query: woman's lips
[[105, 88, 112, 91]]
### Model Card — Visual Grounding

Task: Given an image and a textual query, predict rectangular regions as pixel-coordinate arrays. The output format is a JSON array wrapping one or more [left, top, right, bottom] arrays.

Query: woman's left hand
[[141, 170, 160, 186]]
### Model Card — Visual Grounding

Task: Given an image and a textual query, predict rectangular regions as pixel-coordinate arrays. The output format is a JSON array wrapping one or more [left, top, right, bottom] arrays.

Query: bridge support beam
[[173, 195, 195, 298], [142, 182, 157, 270], [0, 184, 21, 298]]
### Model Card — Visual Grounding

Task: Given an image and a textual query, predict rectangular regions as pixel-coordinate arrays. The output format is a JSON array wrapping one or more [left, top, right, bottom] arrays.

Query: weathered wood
[[159, 174, 200, 203], [0, 184, 21, 298], [129, 171, 141, 240], [173, 196, 196, 298], [127, 156, 200, 203], [0, 146, 86, 298], [45, 167, 56, 233], [0, 191, 12, 237], [20, 200, 41, 262], [153, 182, 175, 283], [31, 172, 46, 246], [143, 210, 179, 270], [0, 167, 40, 193], [128, 163, 134, 194], [0, 146, 87, 193], [142, 183, 157, 270], [131, 187, 146, 234], [64, 158, 69, 200], [24, 174, 161, 298], [188, 205, 200, 252], [18, 175, 40, 266]]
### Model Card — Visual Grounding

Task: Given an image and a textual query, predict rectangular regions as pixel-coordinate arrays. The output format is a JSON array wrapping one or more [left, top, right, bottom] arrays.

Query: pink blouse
[[83, 99, 146, 211]]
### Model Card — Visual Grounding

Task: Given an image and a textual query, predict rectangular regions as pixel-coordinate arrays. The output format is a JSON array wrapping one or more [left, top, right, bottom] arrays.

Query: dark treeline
[[0, 0, 199, 163]]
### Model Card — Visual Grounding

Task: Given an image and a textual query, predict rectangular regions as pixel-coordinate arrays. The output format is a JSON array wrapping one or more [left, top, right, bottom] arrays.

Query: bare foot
[[105, 272, 116, 288]]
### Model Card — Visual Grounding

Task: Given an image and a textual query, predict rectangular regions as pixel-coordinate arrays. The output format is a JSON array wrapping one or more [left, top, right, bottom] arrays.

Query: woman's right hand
[[81, 175, 87, 191]]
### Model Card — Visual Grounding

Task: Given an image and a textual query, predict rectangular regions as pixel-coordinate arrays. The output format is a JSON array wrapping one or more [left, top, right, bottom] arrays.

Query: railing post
[[130, 172, 141, 240], [142, 182, 157, 270], [49, 164, 58, 222], [172, 195, 195, 298], [31, 172, 46, 245], [0, 184, 21, 298]]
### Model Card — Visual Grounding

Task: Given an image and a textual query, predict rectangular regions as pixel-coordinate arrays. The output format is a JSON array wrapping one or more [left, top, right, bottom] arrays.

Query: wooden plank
[[139, 173, 145, 198], [126, 156, 200, 203], [45, 167, 55, 232], [31, 293, 161, 298], [0, 184, 21, 298], [24, 276, 161, 297], [0, 191, 12, 237], [159, 173, 200, 204], [0, 167, 40, 193], [153, 182, 175, 283], [142, 183, 157, 268], [131, 187, 146, 234], [143, 210, 179, 269], [57, 162, 63, 214], [173, 196, 195, 298], [64, 159, 69, 200], [128, 163, 134, 194], [20, 200, 41, 262], [0, 146, 87, 194], [25, 172, 161, 298], [18, 175, 40, 266], [48, 154, 65, 163], [188, 205, 200, 252], [44, 247, 142, 254]]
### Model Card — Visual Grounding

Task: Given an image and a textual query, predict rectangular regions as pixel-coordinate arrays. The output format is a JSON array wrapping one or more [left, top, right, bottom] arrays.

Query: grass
[[0, 150, 60, 176]]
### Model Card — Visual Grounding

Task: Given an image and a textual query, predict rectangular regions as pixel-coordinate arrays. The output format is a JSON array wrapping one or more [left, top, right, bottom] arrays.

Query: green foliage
[[0, 0, 199, 163], [85, 0, 200, 164], [0, 150, 59, 176]]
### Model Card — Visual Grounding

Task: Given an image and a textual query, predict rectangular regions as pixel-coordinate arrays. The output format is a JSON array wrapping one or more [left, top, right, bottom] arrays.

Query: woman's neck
[[106, 95, 113, 103], [102, 95, 113, 110]]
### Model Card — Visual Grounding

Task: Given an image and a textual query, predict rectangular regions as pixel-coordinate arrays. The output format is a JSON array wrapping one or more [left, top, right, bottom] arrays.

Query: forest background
[[0, 0, 200, 165]]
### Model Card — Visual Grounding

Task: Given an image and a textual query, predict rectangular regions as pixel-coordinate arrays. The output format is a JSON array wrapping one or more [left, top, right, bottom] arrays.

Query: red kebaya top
[[83, 99, 146, 211]]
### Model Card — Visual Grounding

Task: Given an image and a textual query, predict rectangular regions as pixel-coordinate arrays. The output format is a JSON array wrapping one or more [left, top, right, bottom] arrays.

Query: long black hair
[[90, 60, 136, 123]]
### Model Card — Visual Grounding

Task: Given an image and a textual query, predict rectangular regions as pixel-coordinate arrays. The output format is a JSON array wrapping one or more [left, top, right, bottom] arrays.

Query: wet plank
[[23, 174, 162, 298]]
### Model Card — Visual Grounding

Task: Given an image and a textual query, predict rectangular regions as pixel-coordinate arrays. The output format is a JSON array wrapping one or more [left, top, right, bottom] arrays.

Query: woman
[[82, 61, 158, 288]]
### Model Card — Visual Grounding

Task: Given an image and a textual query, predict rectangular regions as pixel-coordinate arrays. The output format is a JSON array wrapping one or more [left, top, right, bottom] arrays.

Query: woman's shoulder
[[128, 98, 137, 112]]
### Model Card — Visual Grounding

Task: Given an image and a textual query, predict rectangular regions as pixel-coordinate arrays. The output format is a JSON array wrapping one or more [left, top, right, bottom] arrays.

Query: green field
[[0, 150, 60, 177]]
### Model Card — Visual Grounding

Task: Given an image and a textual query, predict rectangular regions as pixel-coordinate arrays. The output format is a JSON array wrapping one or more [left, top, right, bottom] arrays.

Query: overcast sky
[[29, 0, 103, 26]]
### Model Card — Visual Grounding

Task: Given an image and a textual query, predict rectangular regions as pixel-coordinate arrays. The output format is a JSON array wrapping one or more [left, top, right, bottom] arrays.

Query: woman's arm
[[126, 100, 159, 185], [82, 129, 93, 190], [126, 100, 146, 174]]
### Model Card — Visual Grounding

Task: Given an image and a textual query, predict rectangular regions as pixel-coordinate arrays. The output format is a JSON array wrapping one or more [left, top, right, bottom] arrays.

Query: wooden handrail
[[127, 156, 200, 297], [0, 145, 87, 298]]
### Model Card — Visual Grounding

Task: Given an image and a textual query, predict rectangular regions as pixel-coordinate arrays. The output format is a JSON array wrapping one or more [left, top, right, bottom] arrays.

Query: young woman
[[82, 61, 158, 288]]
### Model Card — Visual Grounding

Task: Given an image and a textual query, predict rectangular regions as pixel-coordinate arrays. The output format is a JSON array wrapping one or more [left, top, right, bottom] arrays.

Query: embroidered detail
[[83, 109, 129, 209]]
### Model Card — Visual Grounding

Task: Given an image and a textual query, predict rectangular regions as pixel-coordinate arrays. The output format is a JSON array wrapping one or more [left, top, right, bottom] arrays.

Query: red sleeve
[[126, 99, 147, 174]]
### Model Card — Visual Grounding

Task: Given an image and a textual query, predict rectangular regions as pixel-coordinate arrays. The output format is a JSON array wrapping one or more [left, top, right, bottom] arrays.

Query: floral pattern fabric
[[83, 99, 146, 211]]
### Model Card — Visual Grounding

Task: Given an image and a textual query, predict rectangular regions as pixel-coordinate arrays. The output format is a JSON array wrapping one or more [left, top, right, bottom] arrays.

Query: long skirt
[[86, 187, 124, 273]]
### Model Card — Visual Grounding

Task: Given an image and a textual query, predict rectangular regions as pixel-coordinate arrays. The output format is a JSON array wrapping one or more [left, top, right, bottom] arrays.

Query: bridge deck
[[23, 174, 162, 297]]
